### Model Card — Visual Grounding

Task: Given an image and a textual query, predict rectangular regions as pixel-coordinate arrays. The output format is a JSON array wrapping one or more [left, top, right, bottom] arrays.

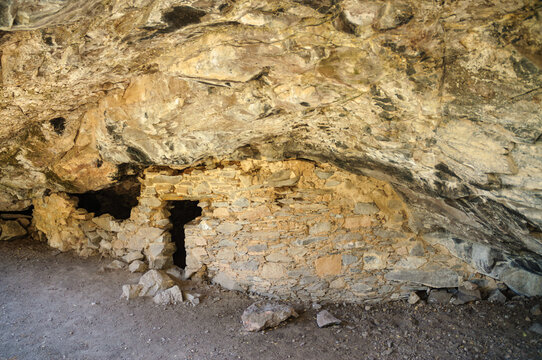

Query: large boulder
[[241, 302, 298, 331]]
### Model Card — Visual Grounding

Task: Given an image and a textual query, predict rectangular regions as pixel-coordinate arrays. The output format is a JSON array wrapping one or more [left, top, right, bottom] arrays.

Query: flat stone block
[[213, 272, 243, 291], [261, 263, 286, 279], [150, 175, 183, 184], [354, 202, 379, 215], [216, 222, 242, 235], [344, 216, 372, 229], [385, 269, 460, 288], [315, 254, 342, 277]]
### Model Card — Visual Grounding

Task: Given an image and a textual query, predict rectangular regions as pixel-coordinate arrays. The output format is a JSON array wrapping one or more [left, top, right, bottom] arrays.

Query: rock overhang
[[0, 0, 540, 288]]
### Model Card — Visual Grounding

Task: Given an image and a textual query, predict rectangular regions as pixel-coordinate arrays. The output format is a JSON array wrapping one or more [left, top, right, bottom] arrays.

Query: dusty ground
[[1, 238, 541, 360]]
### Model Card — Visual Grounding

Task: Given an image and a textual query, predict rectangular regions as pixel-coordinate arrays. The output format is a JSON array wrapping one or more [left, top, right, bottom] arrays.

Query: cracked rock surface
[[0, 1, 541, 268]]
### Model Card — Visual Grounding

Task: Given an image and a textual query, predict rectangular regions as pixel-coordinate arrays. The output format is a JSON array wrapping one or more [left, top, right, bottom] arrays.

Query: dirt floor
[[1, 238, 541, 360]]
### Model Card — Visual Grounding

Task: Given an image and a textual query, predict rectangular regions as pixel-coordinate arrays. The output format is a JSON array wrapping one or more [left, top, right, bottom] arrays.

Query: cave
[[70, 178, 140, 220], [1, 0, 542, 357], [169, 200, 202, 268]]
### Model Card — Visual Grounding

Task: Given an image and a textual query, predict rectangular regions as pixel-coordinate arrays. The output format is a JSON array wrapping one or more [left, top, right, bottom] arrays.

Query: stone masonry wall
[[32, 192, 168, 266], [32, 159, 489, 302], [141, 159, 480, 303], [31, 159, 539, 300]]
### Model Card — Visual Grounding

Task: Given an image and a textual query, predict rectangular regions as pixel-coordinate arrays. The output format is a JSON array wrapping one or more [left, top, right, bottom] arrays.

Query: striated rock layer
[[0, 1, 541, 289]]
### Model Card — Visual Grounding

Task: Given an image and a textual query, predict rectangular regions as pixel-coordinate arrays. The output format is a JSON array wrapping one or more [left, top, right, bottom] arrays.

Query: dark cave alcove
[[169, 200, 202, 268], [71, 179, 140, 220], [0, 206, 33, 219]]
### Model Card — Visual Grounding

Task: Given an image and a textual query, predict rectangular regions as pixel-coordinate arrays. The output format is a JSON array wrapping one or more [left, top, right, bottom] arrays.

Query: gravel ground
[[1, 238, 541, 360]]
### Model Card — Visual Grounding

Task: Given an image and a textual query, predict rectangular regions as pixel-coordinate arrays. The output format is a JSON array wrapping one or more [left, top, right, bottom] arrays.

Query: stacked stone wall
[[32, 192, 169, 266], [142, 159, 479, 302], [29, 159, 541, 300]]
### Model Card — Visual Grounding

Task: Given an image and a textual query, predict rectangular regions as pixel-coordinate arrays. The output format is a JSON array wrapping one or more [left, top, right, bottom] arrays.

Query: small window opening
[[71, 179, 140, 220], [169, 200, 202, 268]]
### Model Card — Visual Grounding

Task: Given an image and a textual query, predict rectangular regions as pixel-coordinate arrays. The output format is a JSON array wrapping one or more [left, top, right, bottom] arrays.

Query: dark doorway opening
[[70, 178, 140, 220], [169, 201, 201, 268]]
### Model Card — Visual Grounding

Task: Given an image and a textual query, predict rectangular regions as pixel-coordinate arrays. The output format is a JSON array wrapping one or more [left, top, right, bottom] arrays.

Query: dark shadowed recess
[[70, 178, 141, 220], [160, 6, 206, 33], [0, 206, 33, 219], [169, 200, 202, 268], [49, 117, 66, 135], [295, 0, 336, 14]]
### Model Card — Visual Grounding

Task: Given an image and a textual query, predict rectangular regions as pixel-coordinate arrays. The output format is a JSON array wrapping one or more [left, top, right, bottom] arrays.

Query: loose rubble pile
[[32, 192, 174, 267], [408, 280, 510, 306], [111, 258, 541, 335], [121, 269, 200, 307]]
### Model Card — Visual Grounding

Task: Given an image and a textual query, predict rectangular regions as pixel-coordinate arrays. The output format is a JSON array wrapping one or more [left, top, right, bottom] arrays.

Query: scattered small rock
[[153, 285, 184, 305], [427, 290, 453, 304], [530, 304, 541, 316], [185, 292, 201, 306], [316, 310, 342, 328], [241, 302, 298, 332], [189, 265, 207, 281], [488, 289, 507, 303], [165, 266, 183, 281], [123, 251, 144, 263], [461, 281, 478, 291], [452, 286, 482, 305], [381, 348, 394, 356], [128, 260, 147, 273], [121, 284, 142, 300], [138, 270, 175, 297], [312, 303, 322, 310], [408, 292, 420, 305], [106, 260, 126, 270], [183, 268, 197, 280], [528, 323, 542, 335]]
